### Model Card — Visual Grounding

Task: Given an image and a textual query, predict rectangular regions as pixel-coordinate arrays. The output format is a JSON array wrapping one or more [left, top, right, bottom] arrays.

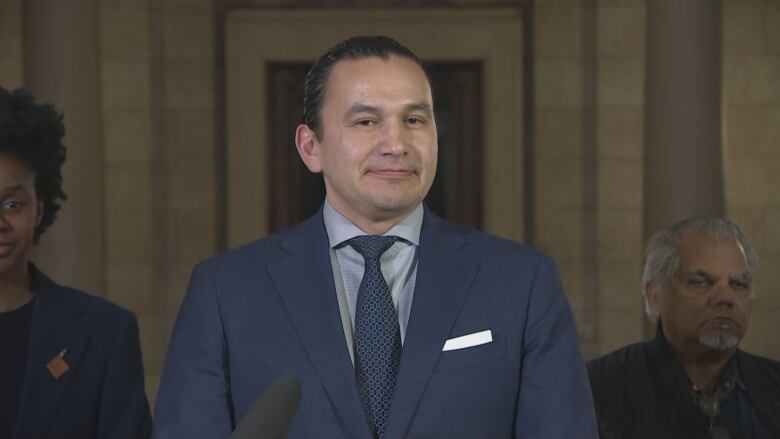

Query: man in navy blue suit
[[0, 87, 151, 439], [153, 36, 597, 439]]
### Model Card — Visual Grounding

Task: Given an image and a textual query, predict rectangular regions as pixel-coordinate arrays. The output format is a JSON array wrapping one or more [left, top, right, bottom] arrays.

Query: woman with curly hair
[[0, 87, 151, 439]]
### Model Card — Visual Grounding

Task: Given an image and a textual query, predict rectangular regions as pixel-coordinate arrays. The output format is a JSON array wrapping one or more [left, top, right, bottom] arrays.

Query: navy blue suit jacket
[[12, 268, 152, 439], [153, 208, 597, 439]]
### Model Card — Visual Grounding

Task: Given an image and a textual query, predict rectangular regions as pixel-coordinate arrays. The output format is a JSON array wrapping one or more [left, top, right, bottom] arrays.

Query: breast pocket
[[434, 331, 506, 371]]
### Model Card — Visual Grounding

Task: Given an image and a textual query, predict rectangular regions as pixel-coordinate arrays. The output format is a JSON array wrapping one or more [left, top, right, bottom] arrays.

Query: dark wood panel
[[266, 62, 325, 233]]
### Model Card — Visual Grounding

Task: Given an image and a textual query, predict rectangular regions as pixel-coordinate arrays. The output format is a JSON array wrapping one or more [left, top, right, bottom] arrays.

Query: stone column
[[644, 0, 724, 236], [23, 0, 104, 294]]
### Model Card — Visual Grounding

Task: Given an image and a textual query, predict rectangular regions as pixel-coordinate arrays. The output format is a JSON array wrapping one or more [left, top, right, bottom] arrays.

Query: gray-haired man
[[588, 217, 780, 439]]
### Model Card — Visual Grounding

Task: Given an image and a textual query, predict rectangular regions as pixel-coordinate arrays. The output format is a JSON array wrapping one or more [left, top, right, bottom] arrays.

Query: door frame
[[226, 8, 524, 247]]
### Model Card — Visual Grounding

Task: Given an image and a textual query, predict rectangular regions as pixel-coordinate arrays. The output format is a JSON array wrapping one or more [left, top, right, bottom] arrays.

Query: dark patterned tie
[[348, 235, 401, 439]]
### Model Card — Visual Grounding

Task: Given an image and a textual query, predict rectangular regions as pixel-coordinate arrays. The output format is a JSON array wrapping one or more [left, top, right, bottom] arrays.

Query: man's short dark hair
[[0, 87, 67, 243], [302, 35, 429, 139]]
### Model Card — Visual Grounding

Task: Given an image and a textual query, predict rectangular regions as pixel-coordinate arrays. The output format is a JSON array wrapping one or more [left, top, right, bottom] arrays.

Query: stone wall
[[1, 0, 778, 407], [723, 0, 780, 359], [593, 0, 646, 355], [98, 0, 218, 400], [0, 0, 22, 87], [534, 0, 779, 361], [0, 0, 219, 402], [533, 0, 646, 358]]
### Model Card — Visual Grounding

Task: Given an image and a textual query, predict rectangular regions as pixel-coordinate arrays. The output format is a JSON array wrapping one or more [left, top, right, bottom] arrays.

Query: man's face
[[296, 55, 437, 231], [0, 153, 42, 281], [648, 230, 753, 356]]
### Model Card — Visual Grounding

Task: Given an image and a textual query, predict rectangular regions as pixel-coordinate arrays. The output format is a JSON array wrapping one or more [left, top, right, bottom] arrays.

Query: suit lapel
[[14, 271, 89, 439], [266, 213, 373, 439], [384, 211, 480, 439]]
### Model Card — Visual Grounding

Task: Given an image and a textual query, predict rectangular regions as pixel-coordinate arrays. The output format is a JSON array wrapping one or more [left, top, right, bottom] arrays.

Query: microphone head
[[230, 374, 302, 439]]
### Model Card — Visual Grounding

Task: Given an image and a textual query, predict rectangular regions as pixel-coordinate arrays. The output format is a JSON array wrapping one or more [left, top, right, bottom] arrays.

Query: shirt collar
[[322, 199, 423, 248], [724, 352, 747, 392]]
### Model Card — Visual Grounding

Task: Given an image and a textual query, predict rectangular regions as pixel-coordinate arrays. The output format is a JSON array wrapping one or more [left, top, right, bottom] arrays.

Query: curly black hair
[[0, 87, 67, 243]]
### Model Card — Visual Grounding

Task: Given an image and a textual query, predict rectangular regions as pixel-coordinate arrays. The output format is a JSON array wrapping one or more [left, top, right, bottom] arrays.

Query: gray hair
[[642, 217, 758, 317]]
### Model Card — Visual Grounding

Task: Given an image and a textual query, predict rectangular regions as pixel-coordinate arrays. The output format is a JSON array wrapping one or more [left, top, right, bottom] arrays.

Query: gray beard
[[699, 333, 739, 351]]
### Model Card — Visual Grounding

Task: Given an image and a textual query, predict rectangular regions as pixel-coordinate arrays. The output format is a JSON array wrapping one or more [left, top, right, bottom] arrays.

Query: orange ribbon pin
[[47, 348, 69, 379]]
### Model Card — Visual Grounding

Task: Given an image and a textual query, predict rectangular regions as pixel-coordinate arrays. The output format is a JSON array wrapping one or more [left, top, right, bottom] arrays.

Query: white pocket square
[[442, 330, 493, 352]]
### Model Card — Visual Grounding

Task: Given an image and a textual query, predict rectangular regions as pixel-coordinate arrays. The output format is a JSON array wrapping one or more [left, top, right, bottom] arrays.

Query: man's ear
[[644, 281, 661, 317], [295, 124, 323, 173]]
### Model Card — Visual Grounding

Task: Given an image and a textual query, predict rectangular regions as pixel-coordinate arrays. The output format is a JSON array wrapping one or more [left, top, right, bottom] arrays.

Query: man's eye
[[690, 278, 710, 287], [730, 281, 750, 291], [406, 116, 424, 125], [355, 119, 377, 127]]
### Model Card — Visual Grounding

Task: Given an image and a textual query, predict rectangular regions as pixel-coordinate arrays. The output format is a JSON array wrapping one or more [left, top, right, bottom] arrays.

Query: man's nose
[[378, 120, 408, 156], [710, 282, 737, 308]]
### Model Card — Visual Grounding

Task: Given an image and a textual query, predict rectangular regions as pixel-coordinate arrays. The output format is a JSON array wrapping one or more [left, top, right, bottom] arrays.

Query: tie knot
[[347, 235, 399, 262]]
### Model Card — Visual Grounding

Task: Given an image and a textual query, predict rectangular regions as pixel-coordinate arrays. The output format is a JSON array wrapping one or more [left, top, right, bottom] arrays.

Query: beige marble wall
[[536, 0, 779, 361], [594, 0, 646, 355], [158, 3, 218, 400], [99, 0, 159, 400], [534, 0, 646, 358], [24, 0, 106, 298], [723, 0, 780, 360], [98, 0, 217, 403], [534, 0, 590, 352], [5, 0, 778, 407], [0, 0, 22, 87]]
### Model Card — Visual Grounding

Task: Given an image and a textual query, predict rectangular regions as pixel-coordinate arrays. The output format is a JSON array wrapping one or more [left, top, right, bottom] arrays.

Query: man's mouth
[[367, 169, 415, 177], [705, 317, 739, 331]]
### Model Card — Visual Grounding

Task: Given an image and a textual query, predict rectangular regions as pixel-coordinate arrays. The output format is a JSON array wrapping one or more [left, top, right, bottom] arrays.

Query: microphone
[[230, 374, 302, 439]]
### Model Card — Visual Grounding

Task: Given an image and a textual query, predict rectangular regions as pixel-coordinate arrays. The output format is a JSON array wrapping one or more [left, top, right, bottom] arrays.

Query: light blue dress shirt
[[322, 200, 423, 364]]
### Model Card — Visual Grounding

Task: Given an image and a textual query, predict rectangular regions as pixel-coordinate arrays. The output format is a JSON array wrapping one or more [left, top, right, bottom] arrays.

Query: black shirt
[[716, 357, 775, 439], [588, 324, 780, 439], [0, 297, 36, 438]]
